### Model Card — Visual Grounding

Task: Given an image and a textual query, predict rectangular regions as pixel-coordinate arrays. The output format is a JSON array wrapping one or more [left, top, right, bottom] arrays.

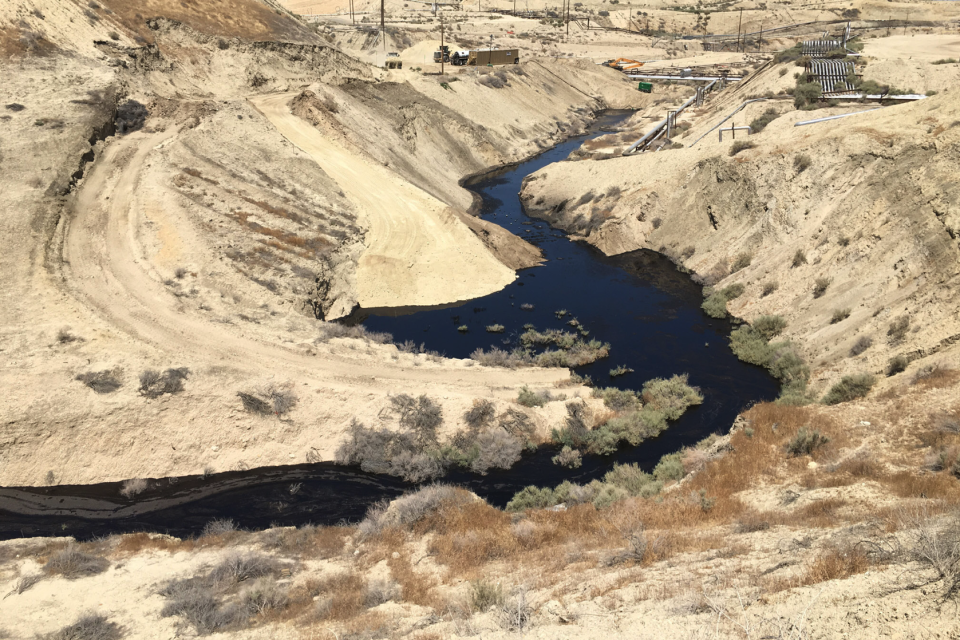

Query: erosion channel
[[0, 111, 778, 541]]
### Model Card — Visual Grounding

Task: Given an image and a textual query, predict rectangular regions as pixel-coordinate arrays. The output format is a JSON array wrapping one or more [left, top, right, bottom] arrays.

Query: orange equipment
[[605, 58, 645, 71]]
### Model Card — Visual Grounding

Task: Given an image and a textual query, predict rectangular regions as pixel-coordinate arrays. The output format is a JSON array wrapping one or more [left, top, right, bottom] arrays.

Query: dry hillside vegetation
[[522, 61, 960, 397], [4, 376, 960, 637], [3, 1, 960, 638]]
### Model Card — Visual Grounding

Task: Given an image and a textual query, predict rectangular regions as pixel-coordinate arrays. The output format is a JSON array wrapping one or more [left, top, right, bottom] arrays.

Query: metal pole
[[440, 13, 444, 74], [381, 0, 385, 51], [737, 7, 743, 53], [566, 0, 570, 37], [758, 20, 762, 52]]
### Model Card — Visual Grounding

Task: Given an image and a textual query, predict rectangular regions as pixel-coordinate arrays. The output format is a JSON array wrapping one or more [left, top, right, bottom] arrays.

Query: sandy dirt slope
[[252, 92, 517, 309]]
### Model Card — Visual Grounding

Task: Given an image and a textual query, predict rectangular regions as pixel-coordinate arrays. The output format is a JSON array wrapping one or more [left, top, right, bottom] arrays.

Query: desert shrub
[[794, 154, 812, 173], [139, 367, 189, 398], [822, 373, 876, 405], [786, 427, 829, 456], [57, 327, 80, 343], [794, 81, 822, 109], [239, 383, 298, 417], [887, 315, 910, 344], [838, 235, 850, 247], [498, 587, 533, 632], [76, 368, 123, 394], [830, 308, 851, 324], [791, 249, 807, 268], [391, 394, 442, 446], [120, 478, 148, 498], [812, 277, 831, 298], [241, 579, 288, 616], [364, 579, 400, 607], [201, 519, 237, 537], [850, 335, 873, 356], [471, 429, 523, 474], [753, 315, 788, 340], [209, 553, 279, 585], [762, 281, 778, 297], [729, 140, 755, 156], [517, 386, 549, 407], [749, 108, 780, 133], [597, 387, 639, 412], [681, 245, 696, 259], [774, 43, 802, 64], [894, 506, 960, 599], [642, 374, 703, 418], [506, 485, 557, 511], [159, 580, 244, 634], [44, 546, 109, 579], [9, 573, 42, 596], [359, 485, 465, 538], [652, 217, 662, 229], [471, 579, 505, 612], [653, 452, 685, 482], [730, 252, 752, 273], [933, 58, 958, 65], [887, 355, 909, 376], [470, 347, 530, 368], [701, 283, 745, 318], [552, 445, 582, 468], [609, 365, 633, 377], [116, 100, 147, 135], [43, 612, 123, 640], [478, 74, 506, 89], [464, 399, 495, 430], [316, 322, 392, 344]]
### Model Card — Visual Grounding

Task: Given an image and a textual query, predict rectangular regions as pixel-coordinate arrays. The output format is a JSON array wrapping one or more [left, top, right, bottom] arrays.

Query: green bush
[[753, 315, 787, 341], [604, 463, 662, 497], [653, 452, 685, 482], [517, 386, 548, 407], [794, 81, 822, 109], [730, 252, 752, 273], [822, 373, 876, 405], [887, 355, 908, 377], [762, 281, 778, 297], [786, 427, 829, 456], [470, 579, 505, 611], [597, 387, 639, 412], [702, 283, 746, 318], [749, 108, 780, 133], [506, 485, 556, 511]]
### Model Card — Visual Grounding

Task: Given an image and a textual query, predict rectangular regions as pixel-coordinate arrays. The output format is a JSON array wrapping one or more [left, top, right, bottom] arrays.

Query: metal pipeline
[[688, 98, 768, 148], [623, 81, 717, 156], [794, 108, 883, 126]]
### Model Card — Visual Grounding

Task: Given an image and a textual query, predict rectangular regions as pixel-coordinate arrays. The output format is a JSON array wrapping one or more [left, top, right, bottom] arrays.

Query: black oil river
[[0, 112, 778, 541]]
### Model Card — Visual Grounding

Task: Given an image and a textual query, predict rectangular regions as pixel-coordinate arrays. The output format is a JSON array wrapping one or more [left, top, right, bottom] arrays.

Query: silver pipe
[[623, 118, 668, 155], [719, 126, 752, 141], [794, 108, 883, 126], [688, 98, 767, 148]]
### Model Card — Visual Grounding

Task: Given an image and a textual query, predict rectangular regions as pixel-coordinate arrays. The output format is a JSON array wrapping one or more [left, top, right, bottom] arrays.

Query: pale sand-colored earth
[[251, 92, 516, 309]]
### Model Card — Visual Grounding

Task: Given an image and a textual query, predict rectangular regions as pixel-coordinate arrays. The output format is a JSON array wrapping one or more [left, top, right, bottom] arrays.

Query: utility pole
[[758, 20, 762, 52], [381, 0, 385, 51], [736, 7, 743, 53], [566, 0, 570, 37], [440, 13, 444, 74]]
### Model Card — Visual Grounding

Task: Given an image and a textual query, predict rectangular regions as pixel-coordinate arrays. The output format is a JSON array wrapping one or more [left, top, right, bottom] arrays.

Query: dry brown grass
[[113, 533, 190, 556], [387, 552, 439, 607], [798, 543, 874, 587], [315, 572, 366, 621]]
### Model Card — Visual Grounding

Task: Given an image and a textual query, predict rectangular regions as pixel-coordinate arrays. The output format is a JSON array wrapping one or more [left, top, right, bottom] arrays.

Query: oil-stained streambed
[[0, 111, 777, 541]]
